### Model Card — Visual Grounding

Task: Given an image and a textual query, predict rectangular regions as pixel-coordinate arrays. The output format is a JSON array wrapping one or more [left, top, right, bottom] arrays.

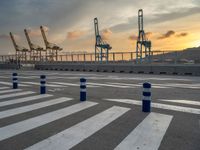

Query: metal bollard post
[[142, 82, 151, 112], [80, 78, 86, 101], [40, 75, 46, 94], [12, 73, 18, 89]]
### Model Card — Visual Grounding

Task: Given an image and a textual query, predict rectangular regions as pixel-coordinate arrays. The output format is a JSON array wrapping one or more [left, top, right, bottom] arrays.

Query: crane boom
[[10, 32, 18, 51], [24, 29, 32, 50], [40, 26, 48, 48]]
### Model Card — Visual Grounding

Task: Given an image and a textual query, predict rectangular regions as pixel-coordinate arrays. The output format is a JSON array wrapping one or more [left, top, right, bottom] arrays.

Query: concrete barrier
[[35, 63, 200, 76]]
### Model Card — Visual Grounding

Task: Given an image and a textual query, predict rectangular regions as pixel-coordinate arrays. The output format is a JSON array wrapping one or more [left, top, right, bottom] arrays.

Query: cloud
[[101, 28, 112, 40], [26, 26, 49, 37], [111, 6, 200, 33], [158, 30, 175, 39], [0, 34, 9, 39], [145, 32, 153, 39], [0, 33, 20, 42], [0, 0, 199, 54], [128, 34, 138, 41], [67, 30, 86, 40], [176, 32, 188, 37], [158, 31, 189, 39]]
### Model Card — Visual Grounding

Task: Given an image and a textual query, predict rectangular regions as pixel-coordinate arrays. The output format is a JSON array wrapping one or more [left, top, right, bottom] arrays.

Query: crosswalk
[[0, 71, 199, 90], [0, 80, 200, 89], [103, 99, 200, 114], [0, 71, 199, 149], [0, 87, 175, 150]]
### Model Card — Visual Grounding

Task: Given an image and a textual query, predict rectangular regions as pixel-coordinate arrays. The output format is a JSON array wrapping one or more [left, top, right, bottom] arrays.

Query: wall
[[35, 63, 200, 76]]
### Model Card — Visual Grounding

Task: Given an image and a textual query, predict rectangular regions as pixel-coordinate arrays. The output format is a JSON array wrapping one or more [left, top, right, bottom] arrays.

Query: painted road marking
[[106, 82, 141, 87], [0, 91, 35, 100], [21, 82, 66, 88], [0, 97, 73, 119], [151, 83, 200, 89], [25, 106, 130, 150], [0, 76, 38, 79], [0, 89, 22, 94], [0, 81, 30, 87], [159, 99, 200, 106], [50, 82, 100, 88], [104, 99, 200, 114], [107, 82, 170, 89], [87, 82, 133, 88], [0, 87, 9, 90], [0, 76, 9, 79], [115, 112, 173, 150], [0, 101, 98, 141], [0, 94, 53, 107]]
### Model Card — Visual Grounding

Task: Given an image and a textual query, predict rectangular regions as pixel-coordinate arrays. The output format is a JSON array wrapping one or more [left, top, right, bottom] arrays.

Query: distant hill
[[153, 46, 200, 63]]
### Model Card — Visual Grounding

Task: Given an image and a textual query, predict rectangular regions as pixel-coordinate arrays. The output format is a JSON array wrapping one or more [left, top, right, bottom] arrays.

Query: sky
[[0, 0, 200, 55]]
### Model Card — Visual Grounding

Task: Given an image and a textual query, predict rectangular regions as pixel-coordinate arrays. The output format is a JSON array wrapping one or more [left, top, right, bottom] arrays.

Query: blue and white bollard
[[142, 82, 151, 112], [12, 73, 18, 89], [80, 78, 86, 101], [40, 75, 46, 94]]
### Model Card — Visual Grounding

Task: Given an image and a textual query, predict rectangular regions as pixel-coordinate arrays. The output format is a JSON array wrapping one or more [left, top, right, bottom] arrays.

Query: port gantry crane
[[24, 29, 45, 62], [10, 32, 29, 62], [136, 9, 152, 64], [94, 18, 112, 63], [40, 26, 62, 61]]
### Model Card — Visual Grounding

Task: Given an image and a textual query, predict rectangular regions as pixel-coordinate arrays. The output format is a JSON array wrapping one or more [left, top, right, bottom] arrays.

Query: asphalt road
[[0, 70, 199, 150]]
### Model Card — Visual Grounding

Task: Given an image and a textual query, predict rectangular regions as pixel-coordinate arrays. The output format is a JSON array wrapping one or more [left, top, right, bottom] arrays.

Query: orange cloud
[[146, 32, 153, 39], [128, 34, 138, 41], [0, 34, 9, 39], [27, 26, 49, 37], [67, 30, 85, 40], [101, 28, 112, 40], [176, 32, 188, 37], [158, 30, 175, 39]]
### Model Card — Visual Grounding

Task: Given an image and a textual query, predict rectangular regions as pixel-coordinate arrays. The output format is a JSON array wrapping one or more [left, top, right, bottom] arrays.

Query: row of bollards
[[12, 73, 151, 113]]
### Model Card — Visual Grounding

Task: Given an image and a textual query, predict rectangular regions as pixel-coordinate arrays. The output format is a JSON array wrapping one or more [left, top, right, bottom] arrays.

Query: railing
[[0, 50, 199, 64]]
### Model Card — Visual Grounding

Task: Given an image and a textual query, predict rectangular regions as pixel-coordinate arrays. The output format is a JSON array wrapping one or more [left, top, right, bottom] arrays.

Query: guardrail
[[0, 50, 199, 64]]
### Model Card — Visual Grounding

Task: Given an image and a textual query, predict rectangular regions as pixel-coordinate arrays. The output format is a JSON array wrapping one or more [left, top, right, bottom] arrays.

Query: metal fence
[[0, 50, 199, 64]]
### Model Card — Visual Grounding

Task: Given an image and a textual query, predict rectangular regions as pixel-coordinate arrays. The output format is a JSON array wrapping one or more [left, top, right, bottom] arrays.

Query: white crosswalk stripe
[[21, 82, 66, 87], [0, 87, 9, 90], [0, 97, 73, 119], [159, 99, 200, 106], [106, 82, 171, 89], [0, 94, 52, 107], [115, 113, 173, 150], [0, 101, 98, 141], [25, 106, 130, 150], [50, 82, 100, 88], [0, 89, 22, 94], [0, 91, 35, 99], [104, 99, 200, 114], [0, 81, 30, 87], [87, 82, 134, 88]]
